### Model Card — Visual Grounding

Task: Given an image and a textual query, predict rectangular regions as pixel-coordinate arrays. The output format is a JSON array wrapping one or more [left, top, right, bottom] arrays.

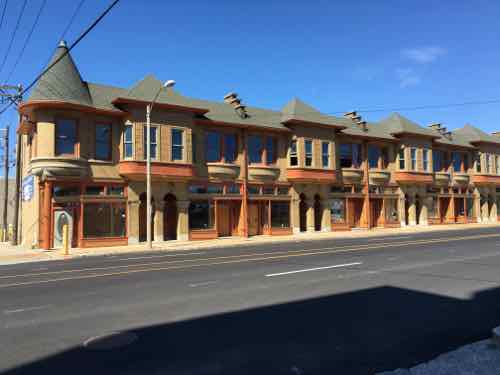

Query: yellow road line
[[1, 232, 499, 288]]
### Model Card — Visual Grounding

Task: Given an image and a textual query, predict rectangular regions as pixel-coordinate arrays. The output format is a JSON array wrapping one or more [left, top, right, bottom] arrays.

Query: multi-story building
[[16, 42, 500, 249]]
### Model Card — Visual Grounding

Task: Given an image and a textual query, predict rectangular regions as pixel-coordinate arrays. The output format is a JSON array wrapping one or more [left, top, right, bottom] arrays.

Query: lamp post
[[146, 79, 176, 250]]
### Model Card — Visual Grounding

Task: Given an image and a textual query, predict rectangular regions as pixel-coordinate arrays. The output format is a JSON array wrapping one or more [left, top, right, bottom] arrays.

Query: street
[[1, 227, 500, 374]]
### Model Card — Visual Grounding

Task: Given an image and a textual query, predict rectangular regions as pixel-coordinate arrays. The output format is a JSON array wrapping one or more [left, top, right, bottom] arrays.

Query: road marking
[[118, 252, 206, 261], [366, 236, 412, 241], [3, 305, 51, 314], [265, 262, 362, 277], [188, 280, 217, 287], [1, 232, 500, 288]]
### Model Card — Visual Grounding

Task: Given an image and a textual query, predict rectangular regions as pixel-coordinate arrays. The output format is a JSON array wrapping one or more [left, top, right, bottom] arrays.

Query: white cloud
[[401, 46, 446, 63], [396, 68, 421, 88]]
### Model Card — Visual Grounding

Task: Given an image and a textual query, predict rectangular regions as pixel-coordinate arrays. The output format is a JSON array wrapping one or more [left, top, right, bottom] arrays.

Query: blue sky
[[1, 0, 500, 161]]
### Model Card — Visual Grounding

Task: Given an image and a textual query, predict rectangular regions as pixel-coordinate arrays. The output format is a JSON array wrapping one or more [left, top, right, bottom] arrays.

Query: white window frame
[[123, 122, 134, 159]]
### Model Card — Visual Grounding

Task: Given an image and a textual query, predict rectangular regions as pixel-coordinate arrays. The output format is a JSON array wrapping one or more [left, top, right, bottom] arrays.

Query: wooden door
[[231, 201, 241, 235], [139, 198, 147, 242], [248, 202, 260, 236], [352, 199, 363, 227], [314, 199, 322, 231], [371, 199, 383, 227], [299, 199, 307, 232], [217, 201, 231, 237], [440, 197, 450, 224]]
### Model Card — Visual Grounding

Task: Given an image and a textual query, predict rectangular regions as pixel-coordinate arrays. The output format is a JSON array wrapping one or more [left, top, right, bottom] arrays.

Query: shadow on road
[[3, 285, 500, 375]]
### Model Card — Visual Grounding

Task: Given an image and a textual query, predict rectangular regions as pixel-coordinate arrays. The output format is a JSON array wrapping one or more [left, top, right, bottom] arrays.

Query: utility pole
[[0, 84, 23, 245], [0, 126, 9, 240]]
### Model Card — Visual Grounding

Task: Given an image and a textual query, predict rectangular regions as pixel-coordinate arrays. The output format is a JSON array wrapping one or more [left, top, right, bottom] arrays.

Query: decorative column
[[306, 198, 315, 232], [481, 193, 489, 223], [419, 195, 429, 226], [489, 190, 497, 223], [322, 199, 333, 232], [291, 196, 301, 234], [127, 199, 140, 244], [473, 189, 481, 223], [399, 193, 406, 227], [41, 180, 52, 250], [408, 193, 417, 226], [154, 199, 163, 242], [176, 200, 190, 241]]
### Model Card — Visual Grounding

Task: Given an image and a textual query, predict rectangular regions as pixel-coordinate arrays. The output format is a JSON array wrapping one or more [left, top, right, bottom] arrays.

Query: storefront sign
[[22, 175, 34, 202]]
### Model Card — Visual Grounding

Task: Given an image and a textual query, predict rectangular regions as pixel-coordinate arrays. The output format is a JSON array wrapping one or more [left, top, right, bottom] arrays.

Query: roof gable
[[453, 124, 500, 145], [379, 113, 436, 138], [281, 97, 349, 128]]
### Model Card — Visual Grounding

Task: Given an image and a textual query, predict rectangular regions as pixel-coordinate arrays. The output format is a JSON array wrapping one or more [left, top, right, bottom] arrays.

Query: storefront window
[[226, 184, 241, 194], [385, 199, 399, 222], [248, 185, 261, 194], [330, 198, 345, 223], [277, 186, 290, 195], [271, 202, 290, 228], [456, 198, 465, 216], [206, 185, 223, 194], [467, 198, 474, 218], [428, 196, 438, 218], [108, 186, 124, 196], [189, 201, 215, 229], [262, 186, 275, 195], [83, 203, 126, 238]]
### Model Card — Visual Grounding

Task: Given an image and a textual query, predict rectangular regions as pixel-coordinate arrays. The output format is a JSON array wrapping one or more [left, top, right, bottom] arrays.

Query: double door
[[217, 201, 241, 237]]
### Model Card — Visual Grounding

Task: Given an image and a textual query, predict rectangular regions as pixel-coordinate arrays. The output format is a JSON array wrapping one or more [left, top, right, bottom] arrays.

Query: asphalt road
[[2, 226, 500, 375]]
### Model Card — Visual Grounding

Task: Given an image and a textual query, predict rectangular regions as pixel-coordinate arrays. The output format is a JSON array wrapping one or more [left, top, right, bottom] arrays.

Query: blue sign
[[22, 175, 34, 202]]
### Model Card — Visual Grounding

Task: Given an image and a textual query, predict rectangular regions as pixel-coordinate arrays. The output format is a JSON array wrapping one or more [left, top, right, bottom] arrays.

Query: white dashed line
[[265, 262, 362, 277]]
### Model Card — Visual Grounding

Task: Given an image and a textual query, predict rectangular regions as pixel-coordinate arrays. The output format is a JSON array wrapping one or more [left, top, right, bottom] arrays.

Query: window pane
[[452, 152, 461, 172], [143, 127, 157, 159], [125, 143, 133, 158], [189, 201, 214, 229], [206, 132, 221, 162], [305, 140, 313, 166], [266, 137, 275, 164], [290, 140, 298, 166], [224, 134, 237, 162], [83, 203, 126, 238], [124, 125, 132, 142], [399, 148, 405, 170], [108, 186, 124, 196], [85, 186, 105, 195], [277, 186, 289, 195], [433, 150, 442, 172], [330, 199, 345, 223], [368, 145, 380, 169], [262, 186, 275, 195], [248, 185, 260, 194], [189, 185, 207, 194], [171, 129, 183, 161], [95, 124, 111, 160], [207, 185, 223, 194], [410, 148, 417, 170], [55, 119, 77, 155], [322, 142, 329, 167], [271, 202, 290, 228], [53, 185, 79, 197], [248, 135, 262, 164], [423, 149, 429, 171], [340, 144, 352, 168], [226, 184, 240, 194]]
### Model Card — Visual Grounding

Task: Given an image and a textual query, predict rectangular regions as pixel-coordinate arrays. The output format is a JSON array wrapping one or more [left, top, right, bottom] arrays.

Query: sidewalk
[[1, 222, 500, 266]]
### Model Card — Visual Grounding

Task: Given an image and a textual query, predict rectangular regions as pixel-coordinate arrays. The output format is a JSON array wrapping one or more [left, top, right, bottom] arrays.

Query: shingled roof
[[281, 97, 350, 128], [452, 124, 500, 145], [379, 113, 438, 138]]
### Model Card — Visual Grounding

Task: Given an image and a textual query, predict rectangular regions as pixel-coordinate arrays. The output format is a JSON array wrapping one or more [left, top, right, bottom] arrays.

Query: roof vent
[[442, 131, 452, 139], [58, 40, 68, 48], [492, 132, 500, 137], [343, 111, 357, 119], [428, 123, 441, 130], [357, 120, 368, 132], [344, 111, 367, 131], [224, 92, 248, 119]]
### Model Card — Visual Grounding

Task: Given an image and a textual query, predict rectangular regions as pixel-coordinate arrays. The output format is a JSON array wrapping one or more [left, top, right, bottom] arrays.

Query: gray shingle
[[379, 113, 437, 138], [453, 124, 500, 145], [281, 97, 351, 128]]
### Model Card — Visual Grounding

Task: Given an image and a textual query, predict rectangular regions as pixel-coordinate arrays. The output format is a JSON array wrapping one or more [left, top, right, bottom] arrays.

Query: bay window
[[368, 145, 380, 169], [290, 140, 298, 166], [95, 123, 111, 161], [340, 143, 361, 168], [322, 142, 329, 167], [205, 131, 237, 163], [330, 198, 346, 223], [398, 148, 405, 170], [189, 201, 215, 229], [171, 128, 184, 161], [143, 126, 157, 159], [423, 149, 430, 172], [410, 148, 417, 171], [55, 119, 77, 156], [248, 135, 277, 165], [433, 150, 443, 172], [123, 124, 133, 159], [305, 139, 313, 166]]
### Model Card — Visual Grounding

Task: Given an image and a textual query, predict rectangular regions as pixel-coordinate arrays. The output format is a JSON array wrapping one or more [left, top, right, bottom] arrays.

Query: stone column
[[291, 197, 301, 234], [408, 193, 417, 226], [481, 193, 489, 223], [127, 199, 140, 244], [473, 191, 481, 223], [399, 194, 406, 227], [306, 198, 315, 232], [176, 200, 190, 241], [489, 193, 497, 223], [154, 199, 163, 243], [419, 195, 429, 226], [322, 199, 332, 232]]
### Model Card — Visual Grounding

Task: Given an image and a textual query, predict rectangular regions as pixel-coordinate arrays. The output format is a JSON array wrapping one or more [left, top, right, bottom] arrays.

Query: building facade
[[16, 42, 500, 249]]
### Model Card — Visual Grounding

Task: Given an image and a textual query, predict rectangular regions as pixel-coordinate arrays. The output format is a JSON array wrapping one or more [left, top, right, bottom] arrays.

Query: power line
[[3, 0, 47, 83], [0, 0, 7, 33], [59, 0, 86, 42], [0, 0, 121, 115], [0, 0, 27, 75]]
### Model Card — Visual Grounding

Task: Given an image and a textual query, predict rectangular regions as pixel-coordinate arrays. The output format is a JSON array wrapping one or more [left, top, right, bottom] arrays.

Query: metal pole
[[11, 131, 21, 245], [146, 104, 152, 250], [2, 126, 9, 240]]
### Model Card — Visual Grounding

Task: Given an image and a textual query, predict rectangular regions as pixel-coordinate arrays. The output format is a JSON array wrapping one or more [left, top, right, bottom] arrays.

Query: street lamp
[[146, 79, 176, 250]]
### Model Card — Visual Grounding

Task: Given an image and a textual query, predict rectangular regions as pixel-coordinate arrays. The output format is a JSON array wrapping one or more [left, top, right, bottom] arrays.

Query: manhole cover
[[83, 331, 138, 351]]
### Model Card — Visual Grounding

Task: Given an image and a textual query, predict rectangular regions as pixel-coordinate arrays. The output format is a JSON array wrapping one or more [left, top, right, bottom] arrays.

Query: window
[[189, 201, 215, 229], [85, 186, 105, 195], [423, 149, 430, 172], [226, 184, 241, 194], [266, 137, 276, 164], [497, 156, 500, 175], [398, 148, 405, 170], [340, 143, 361, 168], [83, 203, 126, 238], [475, 153, 482, 173], [53, 185, 79, 197], [290, 140, 298, 166], [55, 119, 77, 156], [262, 186, 275, 195], [271, 202, 290, 228], [206, 185, 223, 194], [95, 124, 112, 160], [305, 140, 313, 166], [189, 185, 207, 194], [381, 148, 389, 169], [108, 186, 124, 196], [248, 185, 261, 194], [206, 131, 221, 162], [143, 126, 157, 159], [368, 145, 381, 169], [192, 133, 197, 163], [330, 199, 345, 223], [248, 135, 262, 164], [224, 134, 237, 163], [322, 142, 329, 167], [489, 154, 495, 174], [124, 124, 133, 159], [385, 199, 399, 223], [409, 148, 417, 171], [277, 186, 290, 195], [433, 150, 442, 172], [171, 129, 183, 161]]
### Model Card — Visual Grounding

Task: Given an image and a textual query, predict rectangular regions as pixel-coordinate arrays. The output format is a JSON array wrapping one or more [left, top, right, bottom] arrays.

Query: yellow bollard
[[0, 228, 4, 242], [62, 223, 69, 256], [7, 224, 13, 242]]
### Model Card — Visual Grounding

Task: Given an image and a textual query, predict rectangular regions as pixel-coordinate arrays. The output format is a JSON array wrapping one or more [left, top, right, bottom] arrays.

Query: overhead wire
[[0, 0, 28, 76], [0, 0, 7, 33]]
